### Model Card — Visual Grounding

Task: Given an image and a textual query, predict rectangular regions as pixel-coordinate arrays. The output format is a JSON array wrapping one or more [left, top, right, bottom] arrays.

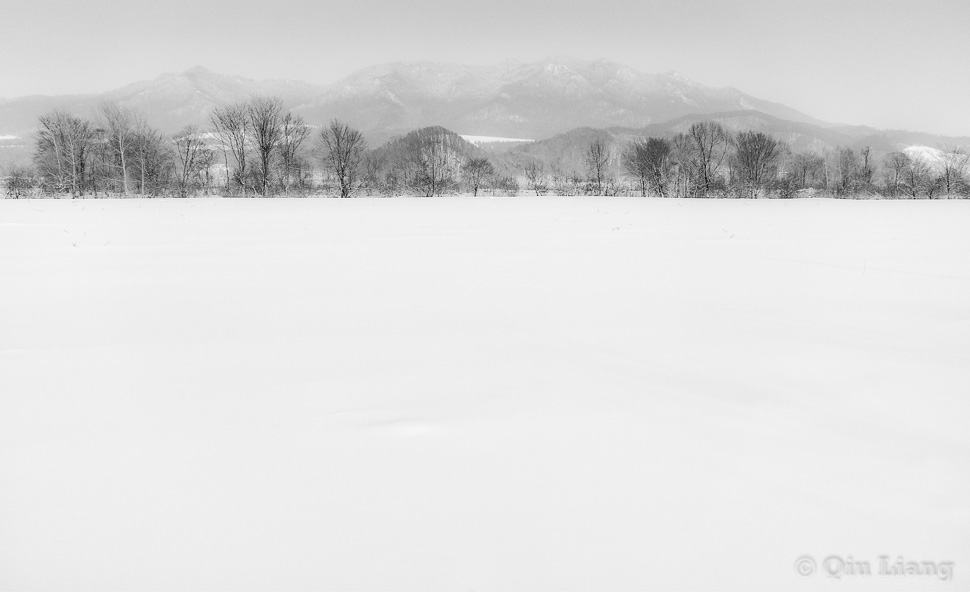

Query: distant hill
[[101, 66, 325, 132], [0, 58, 824, 143], [486, 111, 970, 179], [293, 58, 827, 144], [0, 67, 325, 168], [495, 127, 621, 179], [3, 59, 969, 171], [363, 126, 486, 195], [0, 66, 323, 138]]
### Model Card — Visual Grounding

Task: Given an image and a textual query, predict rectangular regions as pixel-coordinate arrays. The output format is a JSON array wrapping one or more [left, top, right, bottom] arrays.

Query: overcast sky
[[3, 0, 968, 135]]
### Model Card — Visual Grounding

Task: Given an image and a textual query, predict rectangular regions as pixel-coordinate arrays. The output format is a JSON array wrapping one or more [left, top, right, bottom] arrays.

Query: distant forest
[[3, 97, 968, 199]]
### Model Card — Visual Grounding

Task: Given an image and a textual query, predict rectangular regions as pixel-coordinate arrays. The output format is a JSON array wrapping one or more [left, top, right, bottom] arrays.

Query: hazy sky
[[3, 0, 969, 135]]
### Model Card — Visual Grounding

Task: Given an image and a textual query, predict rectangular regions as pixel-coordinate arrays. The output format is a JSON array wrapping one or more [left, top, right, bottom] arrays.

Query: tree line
[[519, 122, 968, 199], [618, 122, 970, 199], [4, 100, 969, 199], [9, 98, 316, 198]]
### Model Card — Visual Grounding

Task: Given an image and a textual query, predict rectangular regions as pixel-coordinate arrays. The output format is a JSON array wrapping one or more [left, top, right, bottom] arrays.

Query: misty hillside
[[294, 58, 826, 143], [496, 128, 623, 179], [616, 112, 970, 158], [4, 58, 970, 172], [486, 110, 970, 177], [102, 66, 325, 132], [0, 66, 324, 138], [368, 125, 485, 164], [0, 58, 821, 141], [491, 117, 840, 182], [362, 126, 488, 195]]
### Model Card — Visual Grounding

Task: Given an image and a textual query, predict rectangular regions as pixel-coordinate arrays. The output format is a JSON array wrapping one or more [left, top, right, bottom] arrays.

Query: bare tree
[[904, 155, 934, 198], [171, 125, 210, 198], [3, 165, 37, 198], [935, 146, 969, 196], [731, 131, 782, 197], [789, 151, 826, 190], [210, 102, 251, 195], [623, 138, 671, 197], [34, 110, 94, 197], [277, 113, 310, 194], [646, 138, 674, 198], [550, 161, 577, 196], [858, 146, 875, 189], [524, 161, 546, 196], [247, 97, 284, 196], [670, 133, 696, 197], [463, 157, 494, 196], [131, 127, 171, 197], [196, 148, 216, 196], [98, 102, 143, 196], [883, 151, 910, 198], [623, 137, 673, 197], [585, 139, 610, 195], [682, 121, 731, 196], [497, 176, 519, 197], [360, 151, 390, 195], [834, 147, 859, 196], [623, 138, 649, 197], [320, 119, 367, 198], [89, 125, 113, 197], [414, 133, 456, 196]]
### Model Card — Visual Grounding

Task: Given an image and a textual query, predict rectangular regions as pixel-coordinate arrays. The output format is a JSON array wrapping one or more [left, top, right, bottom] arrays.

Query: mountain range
[[2, 58, 968, 167]]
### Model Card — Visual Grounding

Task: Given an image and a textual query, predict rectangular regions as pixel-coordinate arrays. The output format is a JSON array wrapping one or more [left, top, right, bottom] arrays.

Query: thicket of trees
[[513, 122, 969, 199], [614, 122, 970, 199], [359, 126, 488, 197], [5, 100, 970, 199], [7, 98, 313, 199]]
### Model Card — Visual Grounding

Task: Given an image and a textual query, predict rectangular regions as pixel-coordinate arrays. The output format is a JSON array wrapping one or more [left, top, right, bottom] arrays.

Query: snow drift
[[0, 197, 967, 590]]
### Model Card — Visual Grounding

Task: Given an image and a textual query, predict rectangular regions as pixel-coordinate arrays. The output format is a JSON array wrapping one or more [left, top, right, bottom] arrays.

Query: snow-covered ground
[[1, 197, 967, 590], [460, 134, 534, 144], [904, 145, 945, 166]]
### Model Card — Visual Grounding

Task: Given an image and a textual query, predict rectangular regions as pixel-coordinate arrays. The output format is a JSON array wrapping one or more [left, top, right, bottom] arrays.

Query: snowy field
[[1, 197, 968, 591], [459, 135, 534, 144]]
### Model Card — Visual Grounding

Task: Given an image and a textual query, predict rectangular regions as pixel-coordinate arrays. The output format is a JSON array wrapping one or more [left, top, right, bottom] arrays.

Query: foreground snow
[[1, 197, 967, 590]]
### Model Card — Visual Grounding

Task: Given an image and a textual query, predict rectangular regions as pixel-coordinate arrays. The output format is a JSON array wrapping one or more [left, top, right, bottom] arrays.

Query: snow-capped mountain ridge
[[1, 59, 968, 154], [0, 58, 818, 141]]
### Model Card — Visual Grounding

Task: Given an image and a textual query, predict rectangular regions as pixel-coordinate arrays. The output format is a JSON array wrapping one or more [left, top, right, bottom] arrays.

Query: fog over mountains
[[1, 58, 968, 157], [293, 58, 827, 140]]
